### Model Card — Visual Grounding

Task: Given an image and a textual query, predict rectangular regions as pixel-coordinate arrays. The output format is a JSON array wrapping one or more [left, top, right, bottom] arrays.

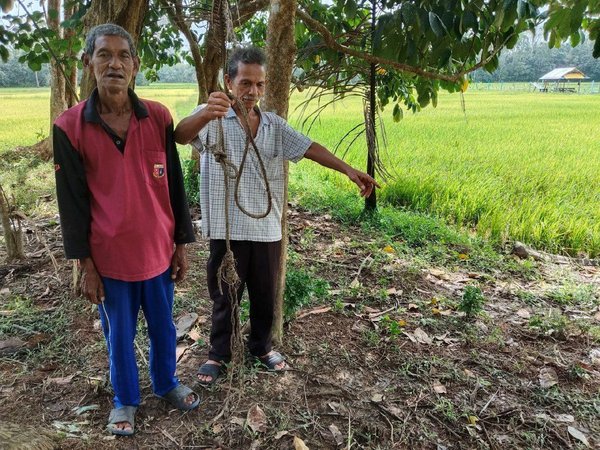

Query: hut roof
[[539, 67, 588, 81]]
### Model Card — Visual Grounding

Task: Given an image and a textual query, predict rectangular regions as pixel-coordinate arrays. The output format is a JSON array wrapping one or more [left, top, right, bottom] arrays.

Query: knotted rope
[[208, 94, 273, 423]]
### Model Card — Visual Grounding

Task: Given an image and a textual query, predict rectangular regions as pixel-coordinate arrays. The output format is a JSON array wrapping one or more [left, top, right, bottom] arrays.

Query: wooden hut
[[537, 67, 589, 93]]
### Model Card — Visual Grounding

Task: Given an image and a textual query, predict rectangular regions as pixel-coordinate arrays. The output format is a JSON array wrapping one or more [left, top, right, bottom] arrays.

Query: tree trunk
[[48, 0, 68, 139], [365, 1, 377, 211], [79, 0, 149, 99], [263, 0, 297, 345], [0, 184, 24, 262], [161, 0, 208, 104]]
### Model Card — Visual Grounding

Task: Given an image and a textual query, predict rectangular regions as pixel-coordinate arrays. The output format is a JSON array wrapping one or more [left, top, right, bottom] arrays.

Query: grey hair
[[84, 24, 137, 57], [226, 47, 266, 79]]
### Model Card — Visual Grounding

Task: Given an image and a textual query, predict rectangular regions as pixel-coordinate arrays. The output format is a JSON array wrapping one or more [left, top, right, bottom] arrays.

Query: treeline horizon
[[1, 37, 599, 88]]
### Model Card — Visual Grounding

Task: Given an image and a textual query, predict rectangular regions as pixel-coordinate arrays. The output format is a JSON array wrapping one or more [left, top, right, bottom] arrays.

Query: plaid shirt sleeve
[[272, 114, 312, 163]]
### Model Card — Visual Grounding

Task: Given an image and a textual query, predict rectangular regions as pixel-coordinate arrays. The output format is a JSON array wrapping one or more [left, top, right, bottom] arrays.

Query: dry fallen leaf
[[516, 309, 531, 319], [539, 367, 558, 389], [567, 426, 590, 447], [247, 404, 267, 433], [467, 415, 479, 425], [297, 306, 332, 320], [175, 312, 198, 340], [212, 423, 224, 434], [46, 374, 76, 385], [329, 424, 344, 446], [349, 278, 361, 289], [429, 269, 450, 280], [554, 414, 574, 423], [275, 430, 289, 440], [589, 348, 600, 367], [408, 303, 419, 311], [463, 369, 475, 378], [175, 343, 189, 362], [371, 393, 384, 402], [293, 436, 310, 450], [230, 416, 245, 427], [383, 245, 395, 254], [433, 381, 447, 394], [413, 327, 432, 345]]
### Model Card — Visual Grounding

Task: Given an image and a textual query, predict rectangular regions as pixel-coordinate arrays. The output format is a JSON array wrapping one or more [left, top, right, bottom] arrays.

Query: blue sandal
[[159, 384, 200, 411], [107, 405, 137, 436]]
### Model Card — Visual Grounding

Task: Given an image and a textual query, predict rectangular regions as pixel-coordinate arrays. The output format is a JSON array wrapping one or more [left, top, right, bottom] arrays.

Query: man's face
[[84, 35, 139, 94], [225, 62, 266, 111]]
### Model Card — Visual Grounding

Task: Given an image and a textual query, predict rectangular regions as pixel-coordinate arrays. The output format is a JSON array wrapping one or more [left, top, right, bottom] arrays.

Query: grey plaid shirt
[[192, 105, 312, 241]]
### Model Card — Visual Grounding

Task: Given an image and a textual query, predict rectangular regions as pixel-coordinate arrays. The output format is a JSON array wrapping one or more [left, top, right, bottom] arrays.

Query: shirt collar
[[84, 88, 149, 123]]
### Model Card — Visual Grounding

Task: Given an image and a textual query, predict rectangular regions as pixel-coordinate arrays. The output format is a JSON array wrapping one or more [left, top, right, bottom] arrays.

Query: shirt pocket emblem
[[153, 163, 165, 178]]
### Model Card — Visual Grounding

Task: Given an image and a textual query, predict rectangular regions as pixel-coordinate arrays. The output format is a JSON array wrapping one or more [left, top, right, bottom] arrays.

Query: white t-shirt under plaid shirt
[[192, 105, 312, 241]]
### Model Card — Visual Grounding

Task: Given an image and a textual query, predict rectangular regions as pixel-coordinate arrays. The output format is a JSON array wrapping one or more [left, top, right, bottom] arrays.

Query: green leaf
[[593, 37, 600, 58], [428, 12, 445, 37], [401, 2, 418, 28], [570, 31, 581, 47], [392, 103, 403, 122], [0, 45, 8, 62], [48, 8, 59, 20], [27, 57, 42, 72]]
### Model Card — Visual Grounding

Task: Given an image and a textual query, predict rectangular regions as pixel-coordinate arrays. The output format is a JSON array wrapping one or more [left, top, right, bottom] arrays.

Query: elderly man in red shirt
[[54, 24, 199, 436]]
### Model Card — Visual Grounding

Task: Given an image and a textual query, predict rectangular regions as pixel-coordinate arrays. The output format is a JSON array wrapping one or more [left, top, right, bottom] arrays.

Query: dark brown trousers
[[207, 239, 282, 362]]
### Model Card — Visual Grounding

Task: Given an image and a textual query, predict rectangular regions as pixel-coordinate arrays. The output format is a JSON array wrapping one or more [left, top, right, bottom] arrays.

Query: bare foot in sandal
[[258, 351, 288, 371], [197, 360, 222, 385]]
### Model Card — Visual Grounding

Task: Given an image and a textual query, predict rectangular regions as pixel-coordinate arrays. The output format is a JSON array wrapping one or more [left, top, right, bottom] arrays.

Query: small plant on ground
[[284, 266, 329, 321], [182, 158, 199, 207], [457, 285, 486, 318]]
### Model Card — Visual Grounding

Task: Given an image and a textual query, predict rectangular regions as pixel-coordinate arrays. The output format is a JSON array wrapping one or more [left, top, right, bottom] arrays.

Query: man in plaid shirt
[[175, 47, 378, 384]]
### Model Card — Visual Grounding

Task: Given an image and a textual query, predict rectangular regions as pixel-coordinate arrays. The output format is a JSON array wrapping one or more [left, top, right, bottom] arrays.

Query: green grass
[[287, 89, 600, 257], [0, 87, 51, 152], [1, 84, 599, 256]]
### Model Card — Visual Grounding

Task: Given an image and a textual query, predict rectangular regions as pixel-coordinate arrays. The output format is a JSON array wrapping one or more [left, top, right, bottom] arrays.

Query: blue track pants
[[98, 268, 178, 408]]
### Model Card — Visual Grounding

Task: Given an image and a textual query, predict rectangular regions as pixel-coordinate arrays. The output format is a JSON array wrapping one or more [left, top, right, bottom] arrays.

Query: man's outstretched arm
[[304, 142, 380, 198]]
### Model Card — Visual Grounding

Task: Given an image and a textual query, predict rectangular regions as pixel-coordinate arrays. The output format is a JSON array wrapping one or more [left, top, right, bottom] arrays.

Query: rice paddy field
[[1, 84, 599, 256]]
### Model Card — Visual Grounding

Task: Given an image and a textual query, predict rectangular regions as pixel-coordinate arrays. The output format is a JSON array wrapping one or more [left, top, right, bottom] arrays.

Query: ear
[[132, 56, 140, 77], [224, 73, 232, 90], [81, 53, 90, 68]]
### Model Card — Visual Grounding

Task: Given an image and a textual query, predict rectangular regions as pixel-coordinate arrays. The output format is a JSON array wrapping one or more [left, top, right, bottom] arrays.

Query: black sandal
[[197, 362, 223, 386], [256, 351, 287, 371]]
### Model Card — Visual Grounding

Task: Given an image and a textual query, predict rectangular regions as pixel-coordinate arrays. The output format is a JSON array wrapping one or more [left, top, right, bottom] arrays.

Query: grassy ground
[[1, 204, 598, 449], [1, 85, 599, 256]]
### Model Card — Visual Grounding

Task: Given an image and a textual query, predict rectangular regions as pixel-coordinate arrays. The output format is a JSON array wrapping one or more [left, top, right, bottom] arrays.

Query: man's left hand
[[345, 168, 380, 198], [170, 244, 189, 282]]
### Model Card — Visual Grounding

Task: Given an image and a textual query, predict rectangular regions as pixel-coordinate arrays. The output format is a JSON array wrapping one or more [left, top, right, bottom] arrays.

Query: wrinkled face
[[84, 35, 139, 94], [225, 62, 266, 110]]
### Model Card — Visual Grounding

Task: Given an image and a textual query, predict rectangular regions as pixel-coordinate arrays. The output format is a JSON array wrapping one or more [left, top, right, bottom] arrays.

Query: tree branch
[[296, 6, 516, 84]]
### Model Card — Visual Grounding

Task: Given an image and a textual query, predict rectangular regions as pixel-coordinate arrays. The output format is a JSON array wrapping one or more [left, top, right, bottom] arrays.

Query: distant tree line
[[472, 36, 600, 82], [1, 36, 598, 88], [0, 53, 197, 87]]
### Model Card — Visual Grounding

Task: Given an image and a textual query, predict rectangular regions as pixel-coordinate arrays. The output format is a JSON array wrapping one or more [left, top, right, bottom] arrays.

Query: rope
[[208, 94, 273, 424]]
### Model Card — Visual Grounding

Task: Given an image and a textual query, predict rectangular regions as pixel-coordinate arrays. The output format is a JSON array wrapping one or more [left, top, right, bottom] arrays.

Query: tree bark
[[48, 0, 68, 146], [161, 0, 208, 104], [79, 0, 149, 99], [0, 184, 24, 262], [263, 0, 297, 345]]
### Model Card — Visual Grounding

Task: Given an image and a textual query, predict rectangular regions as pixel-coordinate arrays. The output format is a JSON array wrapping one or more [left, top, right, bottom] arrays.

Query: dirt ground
[[1, 206, 599, 449]]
